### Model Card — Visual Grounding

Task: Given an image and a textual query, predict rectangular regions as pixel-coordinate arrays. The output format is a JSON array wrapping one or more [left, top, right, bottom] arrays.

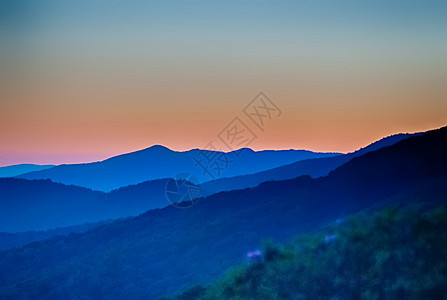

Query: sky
[[0, 0, 446, 166]]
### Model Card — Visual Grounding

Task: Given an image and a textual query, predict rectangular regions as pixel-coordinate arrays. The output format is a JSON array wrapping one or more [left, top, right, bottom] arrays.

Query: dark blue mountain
[[0, 132, 419, 232], [0, 164, 54, 178], [200, 132, 419, 196], [0, 221, 108, 252], [17, 146, 339, 191], [0, 126, 445, 299], [0, 178, 174, 232]]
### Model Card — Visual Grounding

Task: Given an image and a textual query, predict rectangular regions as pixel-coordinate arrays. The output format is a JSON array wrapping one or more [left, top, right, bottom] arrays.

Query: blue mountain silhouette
[[17, 146, 339, 191], [0, 164, 54, 178], [0, 126, 445, 299], [0, 132, 419, 232], [0, 178, 173, 232], [200, 132, 420, 195]]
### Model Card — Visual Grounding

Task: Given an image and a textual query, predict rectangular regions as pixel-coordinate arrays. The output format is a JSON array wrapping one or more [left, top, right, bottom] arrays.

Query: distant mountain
[[0, 164, 54, 178], [200, 132, 420, 196], [17, 146, 339, 191], [0, 221, 108, 252], [0, 126, 445, 299], [0, 178, 174, 232], [0, 132, 419, 232]]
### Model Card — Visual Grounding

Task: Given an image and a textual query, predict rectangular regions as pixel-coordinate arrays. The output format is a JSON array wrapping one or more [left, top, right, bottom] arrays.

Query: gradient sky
[[1, 0, 446, 166]]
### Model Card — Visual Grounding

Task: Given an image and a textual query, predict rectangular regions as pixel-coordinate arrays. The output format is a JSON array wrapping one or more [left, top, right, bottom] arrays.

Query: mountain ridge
[[17, 146, 340, 191], [0, 125, 445, 298], [0, 130, 427, 232], [200, 132, 421, 196], [0, 164, 55, 178]]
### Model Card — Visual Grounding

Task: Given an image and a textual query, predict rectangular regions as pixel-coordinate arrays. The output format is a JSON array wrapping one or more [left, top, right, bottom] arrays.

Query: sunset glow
[[1, 0, 446, 166]]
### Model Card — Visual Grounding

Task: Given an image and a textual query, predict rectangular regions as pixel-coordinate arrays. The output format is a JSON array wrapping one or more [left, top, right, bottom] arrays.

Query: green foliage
[[175, 205, 447, 299]]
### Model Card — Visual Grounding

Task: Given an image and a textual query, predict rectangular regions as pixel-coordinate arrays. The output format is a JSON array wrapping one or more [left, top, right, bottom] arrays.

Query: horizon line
[[2, 124, 442, 168]]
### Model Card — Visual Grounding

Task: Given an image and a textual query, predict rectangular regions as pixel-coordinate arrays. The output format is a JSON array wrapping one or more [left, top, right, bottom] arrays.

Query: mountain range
[[0, 126, 445, 299], [0, 178, 174, 232], [17, 146, 339, 191], [200, 132, 419, 196], [0, 132, 415, 232], [0, 164, 54, 178]]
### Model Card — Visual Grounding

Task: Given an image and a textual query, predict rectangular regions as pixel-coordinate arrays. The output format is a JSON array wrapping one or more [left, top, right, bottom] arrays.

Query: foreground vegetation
[[171, 204, 447, 299]]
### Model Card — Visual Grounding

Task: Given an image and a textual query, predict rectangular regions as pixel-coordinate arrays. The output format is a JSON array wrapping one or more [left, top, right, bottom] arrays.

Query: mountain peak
[[145, 145, 172, 152], [232, 147, 255, 153]]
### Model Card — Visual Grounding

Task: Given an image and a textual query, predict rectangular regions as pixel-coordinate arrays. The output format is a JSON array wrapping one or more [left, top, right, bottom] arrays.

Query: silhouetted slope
[[0, 126, 445, 298], [18, 146, 338, 191], [201, 132, 419, 195], [106, 179, 172, 213], [0, 131, 431, 234], [0, 179, 106, 232], [181, 205, 447, 299], [0, 221, 109, 252], [0, 164, 55, 178], [0, 178, 174, 232], [328, 127, 447, 184], [1, 134, 409, 232]]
